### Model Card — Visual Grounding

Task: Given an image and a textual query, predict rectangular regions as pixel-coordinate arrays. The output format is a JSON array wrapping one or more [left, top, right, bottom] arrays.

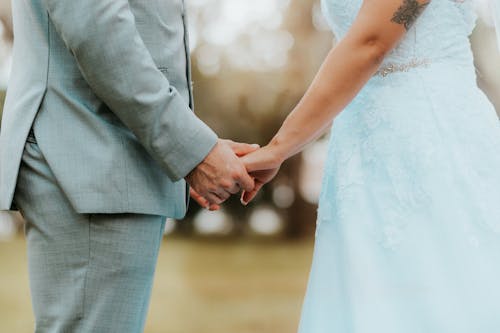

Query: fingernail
[[240, 198, 248, 206], [251, 144, 260, 148]]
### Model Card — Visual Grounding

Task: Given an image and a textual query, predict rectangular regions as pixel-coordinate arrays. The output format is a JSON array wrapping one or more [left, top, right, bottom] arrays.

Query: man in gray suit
[[0, 0, 256, 331]]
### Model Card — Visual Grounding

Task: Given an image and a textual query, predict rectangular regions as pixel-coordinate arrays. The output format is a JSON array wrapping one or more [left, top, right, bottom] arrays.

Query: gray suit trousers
[[14, 133, 166, 333]]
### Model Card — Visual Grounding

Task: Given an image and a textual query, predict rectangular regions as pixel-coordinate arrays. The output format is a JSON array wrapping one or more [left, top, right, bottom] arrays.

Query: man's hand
[[186, 139, 258, 208]]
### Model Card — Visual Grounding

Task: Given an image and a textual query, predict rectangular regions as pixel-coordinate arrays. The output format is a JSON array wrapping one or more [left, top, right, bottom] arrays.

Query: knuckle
[[220, 180, 233, 189], [191, 186, 203, 195], [228, 187, 239, 194], [231, 169, 243, 180], [206, 194, 218, 203]]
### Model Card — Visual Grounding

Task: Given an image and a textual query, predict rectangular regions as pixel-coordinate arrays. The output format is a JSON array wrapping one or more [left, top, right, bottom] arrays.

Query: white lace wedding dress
[[298, 1, 500, 332]]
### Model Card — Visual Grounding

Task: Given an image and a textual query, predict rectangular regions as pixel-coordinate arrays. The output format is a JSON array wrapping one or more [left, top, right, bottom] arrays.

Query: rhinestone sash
[[374, 58, 431, 77]]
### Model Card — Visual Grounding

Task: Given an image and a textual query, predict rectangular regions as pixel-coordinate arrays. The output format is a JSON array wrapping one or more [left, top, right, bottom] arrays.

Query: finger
[[208, 204, 221, 211], [205, 192, 225, 205], [224, 182, 241, 195], [226, 140, 260, 157], [241, 183, 264, 205], [243, 189, 260, 204], [215, 188, 232, 201], [236, 170, 255, 193], [190, 188, 209, 209], [193, 192, 220, 211], [240, 151, 274, 173], [209, 189, 231, 204]]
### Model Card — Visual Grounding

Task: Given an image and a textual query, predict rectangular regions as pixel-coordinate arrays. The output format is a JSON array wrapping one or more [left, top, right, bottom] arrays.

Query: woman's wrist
[[268, 135, 292, 166]]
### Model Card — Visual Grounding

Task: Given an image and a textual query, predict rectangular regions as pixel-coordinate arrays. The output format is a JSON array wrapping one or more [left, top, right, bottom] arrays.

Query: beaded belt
[[374, 58, 430, 77]]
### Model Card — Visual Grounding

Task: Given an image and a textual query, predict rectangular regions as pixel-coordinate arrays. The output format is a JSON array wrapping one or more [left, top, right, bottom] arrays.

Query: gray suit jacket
[[0, 0, 218, 218]]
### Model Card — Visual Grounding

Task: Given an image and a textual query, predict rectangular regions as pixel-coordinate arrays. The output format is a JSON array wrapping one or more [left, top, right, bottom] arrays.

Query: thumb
[[236, 168, 256, 193], [226, 140, 260, 157], [240, 183, 264, 205], [240, 148, 278, 172]]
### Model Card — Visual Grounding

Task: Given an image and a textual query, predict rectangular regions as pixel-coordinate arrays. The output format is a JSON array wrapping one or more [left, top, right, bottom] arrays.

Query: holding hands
[[186, 139, 260, 210], [187, 140, 284, 210]]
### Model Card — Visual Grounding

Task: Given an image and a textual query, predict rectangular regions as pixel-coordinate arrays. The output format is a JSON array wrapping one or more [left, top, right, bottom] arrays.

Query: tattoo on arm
[[391, 0, 430, 31]]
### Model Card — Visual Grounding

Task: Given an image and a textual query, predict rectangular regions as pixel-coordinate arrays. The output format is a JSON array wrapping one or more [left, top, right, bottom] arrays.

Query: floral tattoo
[[391, 0, 430, 31]]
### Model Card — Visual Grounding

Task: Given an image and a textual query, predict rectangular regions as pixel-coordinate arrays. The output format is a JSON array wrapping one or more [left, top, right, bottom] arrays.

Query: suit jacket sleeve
[[41, 0, 218, 181]]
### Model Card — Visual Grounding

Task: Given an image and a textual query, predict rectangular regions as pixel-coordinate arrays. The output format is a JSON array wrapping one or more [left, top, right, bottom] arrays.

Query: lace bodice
[[321, 0, 478, 67]]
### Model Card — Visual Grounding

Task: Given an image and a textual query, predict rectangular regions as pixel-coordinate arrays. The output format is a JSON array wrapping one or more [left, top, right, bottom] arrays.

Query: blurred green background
[[0, 0, 499, 332]]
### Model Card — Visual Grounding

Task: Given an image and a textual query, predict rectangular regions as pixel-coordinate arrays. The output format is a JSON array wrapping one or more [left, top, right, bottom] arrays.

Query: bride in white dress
[[238, 0, 500, 331]]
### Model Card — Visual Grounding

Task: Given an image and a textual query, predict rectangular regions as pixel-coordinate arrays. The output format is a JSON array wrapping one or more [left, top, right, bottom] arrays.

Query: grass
[[0, 236, 314, 333]]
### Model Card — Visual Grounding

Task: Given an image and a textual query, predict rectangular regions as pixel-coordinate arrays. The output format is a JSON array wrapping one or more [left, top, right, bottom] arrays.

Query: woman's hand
[[240, 145, 284, 205]]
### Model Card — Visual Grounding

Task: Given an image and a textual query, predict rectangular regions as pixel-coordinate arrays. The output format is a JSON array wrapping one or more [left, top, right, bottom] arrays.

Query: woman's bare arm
[[239, 0, 431, 203], [246, 0, 431, 171]]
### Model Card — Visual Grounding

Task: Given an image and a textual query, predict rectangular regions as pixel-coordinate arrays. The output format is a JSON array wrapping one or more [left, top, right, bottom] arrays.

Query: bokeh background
[[0, 0, 499, 332]]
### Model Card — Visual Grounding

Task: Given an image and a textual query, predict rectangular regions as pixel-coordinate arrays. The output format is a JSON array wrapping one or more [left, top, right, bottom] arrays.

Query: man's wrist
[[184, 139, 220, 182]]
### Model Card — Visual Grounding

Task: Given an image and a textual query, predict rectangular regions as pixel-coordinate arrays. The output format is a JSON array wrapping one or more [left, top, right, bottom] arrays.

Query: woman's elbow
[[362, 36, 392, 66]]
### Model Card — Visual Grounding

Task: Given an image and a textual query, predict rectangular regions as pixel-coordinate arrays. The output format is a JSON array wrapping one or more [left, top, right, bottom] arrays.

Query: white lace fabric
[[298, 2, 500, 332]]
